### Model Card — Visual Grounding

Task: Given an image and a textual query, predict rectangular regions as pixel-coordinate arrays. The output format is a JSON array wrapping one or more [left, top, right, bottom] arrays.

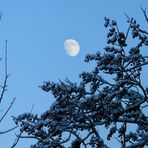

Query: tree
[[0, 13, 17, 148], [13, 9, 148, 148], [0, 39, 16, 135]]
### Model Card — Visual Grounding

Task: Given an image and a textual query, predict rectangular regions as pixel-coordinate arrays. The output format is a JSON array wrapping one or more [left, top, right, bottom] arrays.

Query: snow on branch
[[13, 11, 148, 147]]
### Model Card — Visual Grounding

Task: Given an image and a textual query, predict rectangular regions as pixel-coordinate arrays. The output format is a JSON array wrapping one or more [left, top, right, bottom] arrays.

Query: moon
[[64, 39, 80, 57]]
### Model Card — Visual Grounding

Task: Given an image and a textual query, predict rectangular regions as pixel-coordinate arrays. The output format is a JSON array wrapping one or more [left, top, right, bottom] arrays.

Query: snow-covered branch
[[14, 10, 148, 147]]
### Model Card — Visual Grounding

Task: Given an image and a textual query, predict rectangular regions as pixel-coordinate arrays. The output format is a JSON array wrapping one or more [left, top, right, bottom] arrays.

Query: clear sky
[[0, 0, 147, 147]]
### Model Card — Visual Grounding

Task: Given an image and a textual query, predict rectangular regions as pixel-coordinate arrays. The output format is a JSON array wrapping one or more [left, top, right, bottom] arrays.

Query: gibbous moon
[[64, 39, 80, 57]]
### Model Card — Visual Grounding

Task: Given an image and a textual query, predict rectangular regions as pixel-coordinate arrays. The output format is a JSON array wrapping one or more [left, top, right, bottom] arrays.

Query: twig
[[0, 12, 2, 21], [124, 13, 130, 20], [5, 40, 8, 78], [124, 13, 133, 40], [0, 98, 16, 122], [30, 104, 34, 113], [0, 40, 10, 103], [141, 104, 148, 108], [0, 126, 18, 135], [123, 122, 127, 148], [138, 28, 148, 34], [11, 131, 23, 148], [141, 7, 148, 22], [15, 134, 42, 142]]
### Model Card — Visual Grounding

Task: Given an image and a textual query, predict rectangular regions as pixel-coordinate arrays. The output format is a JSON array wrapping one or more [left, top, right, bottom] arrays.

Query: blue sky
[[0, 0, 147, 147]]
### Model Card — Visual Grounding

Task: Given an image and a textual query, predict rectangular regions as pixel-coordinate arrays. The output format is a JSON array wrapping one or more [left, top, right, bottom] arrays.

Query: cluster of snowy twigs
[[13, 9, 148, 148]]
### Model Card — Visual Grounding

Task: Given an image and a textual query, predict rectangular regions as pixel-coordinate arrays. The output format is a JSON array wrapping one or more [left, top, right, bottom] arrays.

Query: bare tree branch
[[0, 98, 16, 123], [141, 7, 148, 22], [0, 40, 10, 103], [11, 131, 23, 148], [0, 126, 18, 135]]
